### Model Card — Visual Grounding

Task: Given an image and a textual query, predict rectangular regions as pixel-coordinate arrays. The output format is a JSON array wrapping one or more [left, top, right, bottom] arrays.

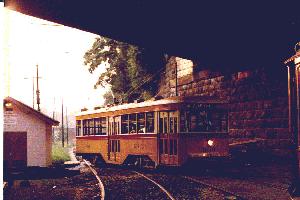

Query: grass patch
[[52, 144, 71, 165]]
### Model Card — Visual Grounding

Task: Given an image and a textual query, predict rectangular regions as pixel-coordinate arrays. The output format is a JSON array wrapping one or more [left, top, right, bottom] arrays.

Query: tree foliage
[[84, 37, 165, 103]]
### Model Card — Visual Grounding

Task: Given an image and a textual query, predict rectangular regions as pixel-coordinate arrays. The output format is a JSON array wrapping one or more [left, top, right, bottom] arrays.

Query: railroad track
[[132, 170, 175, 200], [84, 161, 174, 200], [85, 162, 245, 200], [83, 159, 105, 200]]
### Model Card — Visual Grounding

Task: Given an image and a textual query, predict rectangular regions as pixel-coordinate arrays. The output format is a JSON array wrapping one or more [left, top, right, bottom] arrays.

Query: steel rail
[[183, 176, 245, 200], [133, 170, 176, 200], [83, 160, 105, 200]]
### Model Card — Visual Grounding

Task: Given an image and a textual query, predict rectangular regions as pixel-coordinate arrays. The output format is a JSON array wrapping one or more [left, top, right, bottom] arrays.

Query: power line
[[122, 66, 166, 100]]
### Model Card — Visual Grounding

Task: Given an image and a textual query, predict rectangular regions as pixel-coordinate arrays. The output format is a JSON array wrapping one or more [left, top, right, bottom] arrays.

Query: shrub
[[52, 144, 71, 165]]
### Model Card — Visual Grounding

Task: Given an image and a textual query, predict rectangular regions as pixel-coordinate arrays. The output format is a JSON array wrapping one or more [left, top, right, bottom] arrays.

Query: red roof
[[4, 97, 59, 126]]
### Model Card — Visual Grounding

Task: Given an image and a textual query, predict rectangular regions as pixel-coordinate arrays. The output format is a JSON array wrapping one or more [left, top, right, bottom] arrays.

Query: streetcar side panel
[[76, 136, 108, 160], [107, 135, 158, 166]]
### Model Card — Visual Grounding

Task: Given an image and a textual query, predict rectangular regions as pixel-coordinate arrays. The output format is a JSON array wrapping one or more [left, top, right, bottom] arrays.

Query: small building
[[3, 97, 59, 169]]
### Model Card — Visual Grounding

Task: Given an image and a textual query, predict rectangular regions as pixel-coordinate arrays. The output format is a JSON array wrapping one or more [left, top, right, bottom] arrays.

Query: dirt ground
[[4, 164, 101, 200], [3, 156, 294, 200]]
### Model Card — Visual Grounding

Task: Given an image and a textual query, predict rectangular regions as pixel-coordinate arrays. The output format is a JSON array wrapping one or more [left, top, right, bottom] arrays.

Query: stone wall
[[158, 56, 291, 153]]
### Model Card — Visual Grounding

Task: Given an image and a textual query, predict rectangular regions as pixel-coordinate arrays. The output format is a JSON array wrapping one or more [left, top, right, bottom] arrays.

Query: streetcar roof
[[76, 96, 227, 117]]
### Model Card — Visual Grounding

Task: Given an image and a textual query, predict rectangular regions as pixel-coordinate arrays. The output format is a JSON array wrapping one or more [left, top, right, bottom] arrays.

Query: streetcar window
[[76, 120, 81, 136], [174, 118, 178, 133], [83, 119, 88, 135], [169, 112, 178, 134], [121, 115, 129, 134], [101, 117, 107, 135], [89, 119, 95, 135], [94, 117, 107, 135], [137, 113, 145, 133], [129, 114, 137, 134], [181, 103, 228, 133], [180, 112, 187, 132], [163, 117, 168, 133], [159, 112, 169, 134], [113, 116, 119, 135], [170, 118, 174, 133], [146, 112, 154, 133], [94, 118, 100, 135]]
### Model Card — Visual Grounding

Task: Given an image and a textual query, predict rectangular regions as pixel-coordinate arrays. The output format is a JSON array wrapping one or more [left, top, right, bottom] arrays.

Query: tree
[[84, 37, 165, 103]]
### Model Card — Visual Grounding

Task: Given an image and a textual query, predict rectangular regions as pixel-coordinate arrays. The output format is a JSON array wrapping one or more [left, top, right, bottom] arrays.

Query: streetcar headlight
[[207, 140, 214, 146]]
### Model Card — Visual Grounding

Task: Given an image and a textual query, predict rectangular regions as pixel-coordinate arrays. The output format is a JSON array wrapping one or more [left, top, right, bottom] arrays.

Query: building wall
[[4, 104, 51, 167], [45, 125, 53, 166], [158, 56, 291, 152]]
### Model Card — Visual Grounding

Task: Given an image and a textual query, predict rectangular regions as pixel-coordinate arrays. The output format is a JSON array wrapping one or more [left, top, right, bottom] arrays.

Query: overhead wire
[[122, 66, 166, 101]]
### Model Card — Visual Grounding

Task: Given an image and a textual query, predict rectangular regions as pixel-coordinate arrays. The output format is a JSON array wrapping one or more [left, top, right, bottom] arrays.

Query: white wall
[[4, 104, 51, 167]]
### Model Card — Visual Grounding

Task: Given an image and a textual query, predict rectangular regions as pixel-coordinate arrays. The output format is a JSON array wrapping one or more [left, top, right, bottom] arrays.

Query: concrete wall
[[4, 104, 52, 167], [158, 56, 291, 154]]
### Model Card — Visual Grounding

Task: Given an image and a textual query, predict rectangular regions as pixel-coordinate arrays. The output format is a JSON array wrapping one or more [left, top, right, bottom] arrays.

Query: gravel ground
[[142, 172, 230, 200], [3, 159, 293, 200], [4, 164, 100, 200], [97, 167, 168, 200], [190, 162, 292, 200]]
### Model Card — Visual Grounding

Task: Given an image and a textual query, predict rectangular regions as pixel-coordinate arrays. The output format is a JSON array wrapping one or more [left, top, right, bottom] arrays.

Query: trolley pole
[[285, 47, 300, 197]]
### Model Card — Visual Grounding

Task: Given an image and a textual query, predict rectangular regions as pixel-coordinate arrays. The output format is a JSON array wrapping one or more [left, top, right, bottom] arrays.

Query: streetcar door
[[108, 117, 116, 161], [108, 116, 120, 162], [159, 111, 179, 165]]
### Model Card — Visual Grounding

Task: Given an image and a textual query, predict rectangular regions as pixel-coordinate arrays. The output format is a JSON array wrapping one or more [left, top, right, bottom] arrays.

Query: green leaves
[[83, 36, 165, 103]]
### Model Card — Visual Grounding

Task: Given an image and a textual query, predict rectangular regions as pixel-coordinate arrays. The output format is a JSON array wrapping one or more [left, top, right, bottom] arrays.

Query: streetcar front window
[[180, 103, 228, 133]]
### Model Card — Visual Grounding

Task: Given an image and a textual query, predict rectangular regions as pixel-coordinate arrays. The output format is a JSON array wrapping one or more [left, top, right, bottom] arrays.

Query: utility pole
[[52, 97, 55, 142], [66, 107, 69, 145], [61, 99, 64, 147], [36, 64, 41, 112]]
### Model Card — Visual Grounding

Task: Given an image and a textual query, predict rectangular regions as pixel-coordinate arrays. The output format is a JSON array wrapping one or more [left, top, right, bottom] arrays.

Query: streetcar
[[75, 96, 229, 167]]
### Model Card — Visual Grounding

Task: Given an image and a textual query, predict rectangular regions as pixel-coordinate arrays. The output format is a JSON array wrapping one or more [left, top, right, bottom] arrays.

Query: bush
[[52, 144, 71, 165]]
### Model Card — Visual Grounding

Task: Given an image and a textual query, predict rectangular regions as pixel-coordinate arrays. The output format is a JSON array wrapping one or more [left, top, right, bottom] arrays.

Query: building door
[[4, 132, 27, 169]]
